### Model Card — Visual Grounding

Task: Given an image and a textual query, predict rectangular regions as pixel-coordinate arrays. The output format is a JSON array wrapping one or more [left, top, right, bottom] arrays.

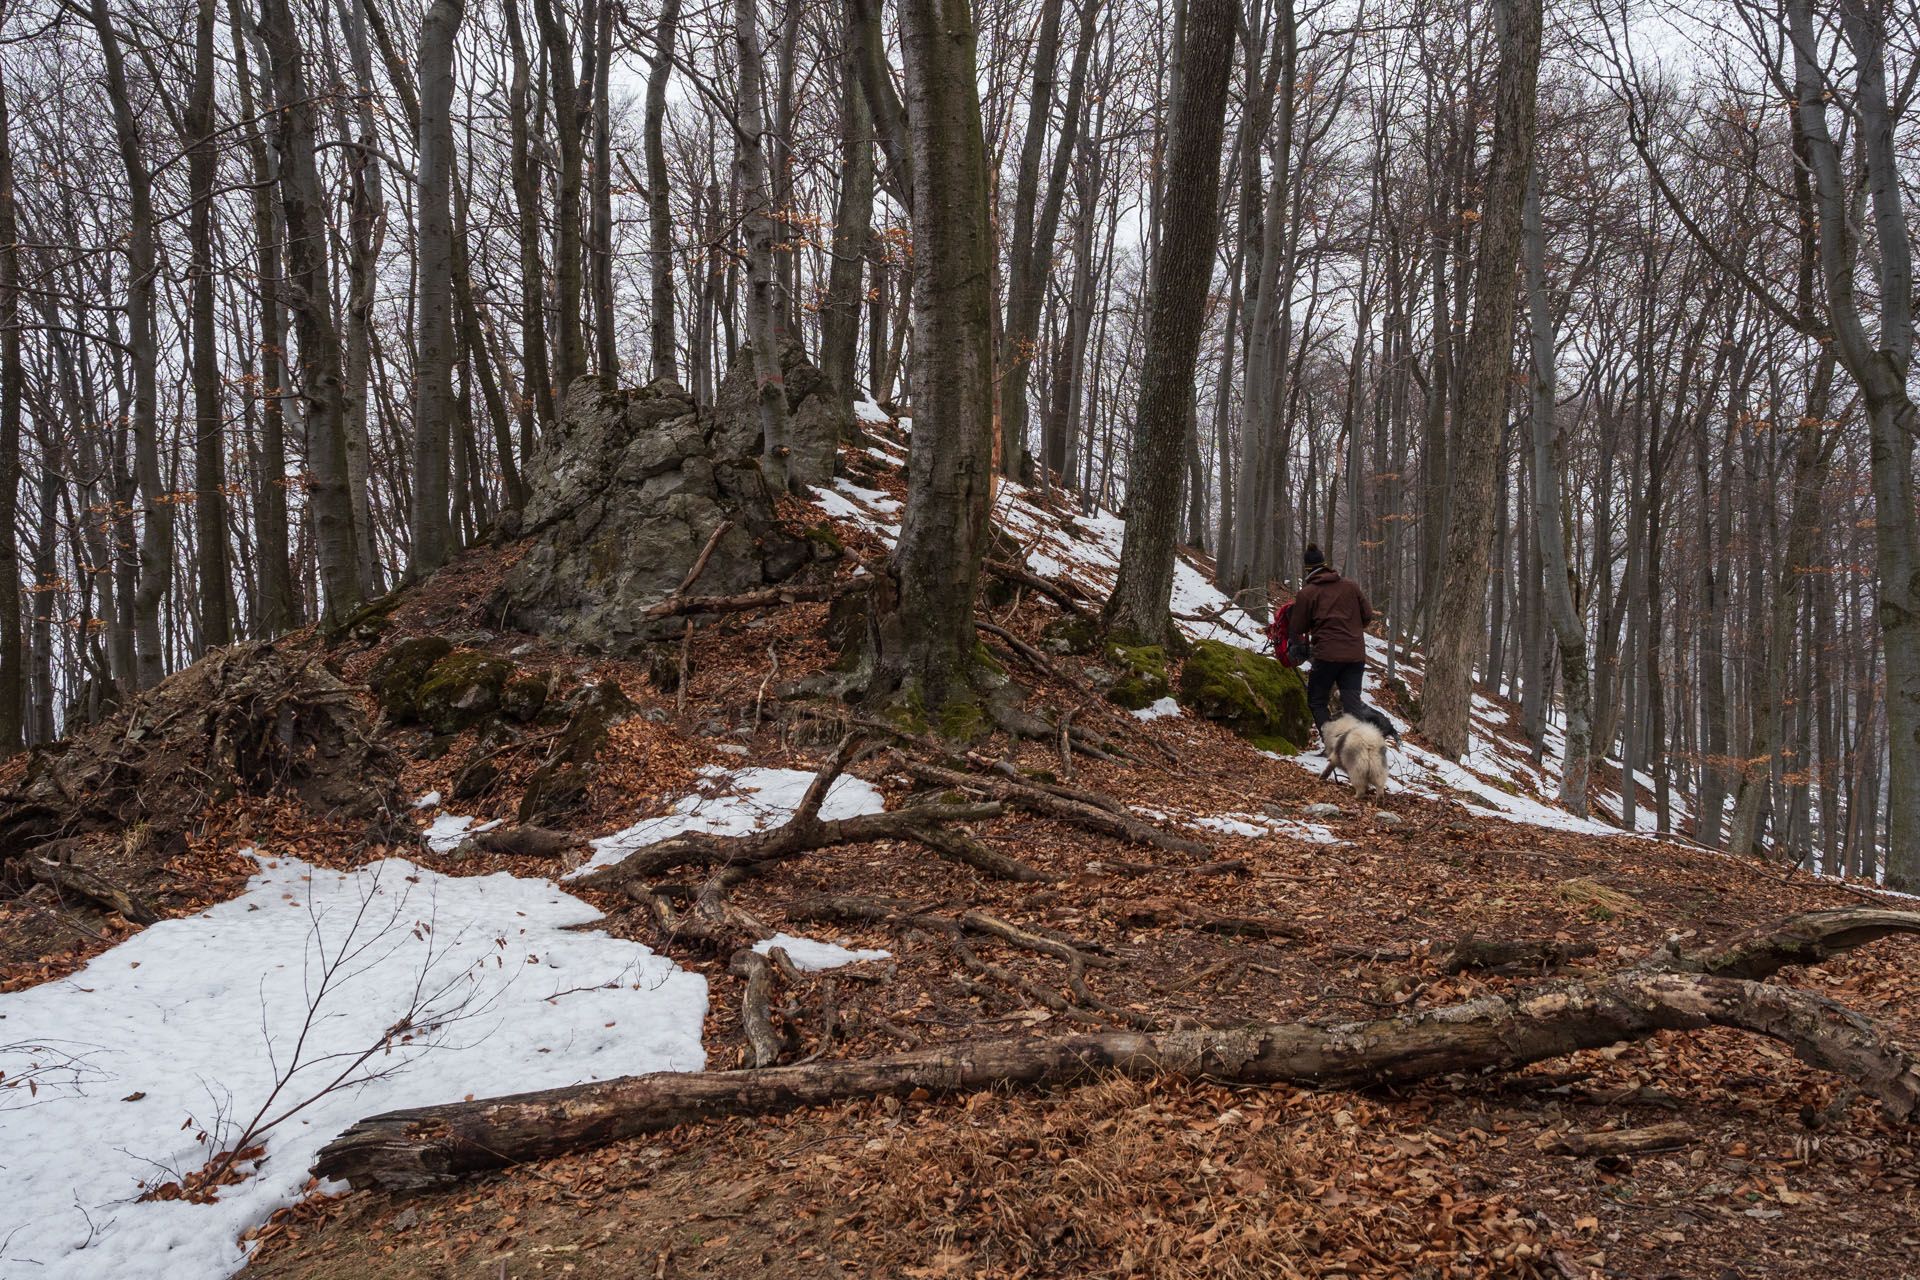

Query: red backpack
[[1268, 601, 1311, 668]]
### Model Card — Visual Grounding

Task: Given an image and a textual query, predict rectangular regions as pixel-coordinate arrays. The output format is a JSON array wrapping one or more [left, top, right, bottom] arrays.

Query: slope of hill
[[4, 407, 1917, 1280]]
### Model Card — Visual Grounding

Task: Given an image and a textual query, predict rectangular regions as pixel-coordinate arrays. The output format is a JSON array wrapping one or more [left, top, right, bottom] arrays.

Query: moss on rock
[[368, 636, 454, 722], [1103, 639, 1171, 711], [1040, 615, 1102, 656], [1176, 639, 1310, 753], [500, 674, 550, 723], [415, 652, 516, 734]]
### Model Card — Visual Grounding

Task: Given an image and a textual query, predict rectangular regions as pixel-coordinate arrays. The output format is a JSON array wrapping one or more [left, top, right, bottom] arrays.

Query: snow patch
[[423, 813, 502, 854], [1130, 697, 1182, 722], [0, 853, 705, 1279], [570, 766, 887, 879], [753, 933, 891, 971]]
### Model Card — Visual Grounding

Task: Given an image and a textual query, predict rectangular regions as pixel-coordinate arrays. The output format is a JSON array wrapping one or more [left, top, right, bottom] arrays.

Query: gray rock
[[501, 375, 811, 654], [1302, 803, 1345, 820], [1372, 810, 1404, 826]]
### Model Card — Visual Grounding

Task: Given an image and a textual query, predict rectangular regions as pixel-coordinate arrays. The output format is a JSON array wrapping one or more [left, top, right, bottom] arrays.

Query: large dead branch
[[1651, 907, 1920, 981], [892, 757, 1210, 858], [313, 966, 1920, 1192], [641, 577, 867, 620], [983, 559, 1091, 615]]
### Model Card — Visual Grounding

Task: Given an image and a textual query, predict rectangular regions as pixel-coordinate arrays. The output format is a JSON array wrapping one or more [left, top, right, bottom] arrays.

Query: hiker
[[1287, 544, 1374, 738]]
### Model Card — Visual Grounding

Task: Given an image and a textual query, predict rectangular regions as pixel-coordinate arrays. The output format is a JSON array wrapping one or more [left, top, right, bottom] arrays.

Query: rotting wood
[[313, 964, 1920, 1192], [642, 577, 867, 620], [983, 559, 1090, 615], [728, 948, 782, 1068], [1544, 1121, 1694, 1157], [28, 858, 159, 925], [450, 824, 580, 859], [1440, 937, 1598, 974]]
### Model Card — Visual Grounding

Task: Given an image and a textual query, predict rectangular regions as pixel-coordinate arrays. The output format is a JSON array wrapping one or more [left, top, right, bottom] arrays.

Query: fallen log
[[1440, 937, 1598, 974], [1544, 1121, 1694, 1158], [983, 560, 1091, 615], [451, 824, 581, 859], [893, 757, 1210, 858], [28, 858, 160, 925], [313, 967, 1920, 1192], [642, 577, 867, 620], [1657, 907, 1920, 981]]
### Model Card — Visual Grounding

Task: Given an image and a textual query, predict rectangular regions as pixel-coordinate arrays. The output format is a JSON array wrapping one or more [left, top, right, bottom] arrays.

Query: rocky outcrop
[[711, 339, 854, 488], [1176, 639, 1311, 754], [503, 374, 838, 654]]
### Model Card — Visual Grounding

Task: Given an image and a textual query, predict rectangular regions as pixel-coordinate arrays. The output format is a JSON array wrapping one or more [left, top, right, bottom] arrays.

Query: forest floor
[[250, 553, 1920, 1278], [6, 450, 1918, 1279]]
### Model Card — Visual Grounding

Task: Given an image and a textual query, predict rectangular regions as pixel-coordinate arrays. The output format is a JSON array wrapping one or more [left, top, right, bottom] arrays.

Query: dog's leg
[[1320, 760, 1337, 780]]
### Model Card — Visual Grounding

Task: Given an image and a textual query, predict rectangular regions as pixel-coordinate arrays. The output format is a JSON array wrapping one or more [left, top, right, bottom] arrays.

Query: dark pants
[[1307, 659, 1365, 730]]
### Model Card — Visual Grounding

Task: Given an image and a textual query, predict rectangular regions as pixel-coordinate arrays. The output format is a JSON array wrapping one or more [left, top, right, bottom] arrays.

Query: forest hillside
[[4, 0, 1920, 1273], [5, 395, 1920, 1279]]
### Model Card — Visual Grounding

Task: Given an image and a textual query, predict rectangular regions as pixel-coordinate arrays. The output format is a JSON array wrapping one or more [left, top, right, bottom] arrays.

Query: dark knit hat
[[1303, 544, 1327, 569]]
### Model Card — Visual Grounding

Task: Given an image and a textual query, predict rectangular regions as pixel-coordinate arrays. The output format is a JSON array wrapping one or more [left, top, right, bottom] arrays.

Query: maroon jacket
[[1287, 566, 1372, 663]]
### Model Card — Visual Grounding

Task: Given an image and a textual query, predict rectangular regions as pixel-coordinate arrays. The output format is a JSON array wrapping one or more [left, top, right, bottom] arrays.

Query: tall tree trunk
[[1787, 0, 1920, 890], [1104, 0, 1235, 643], [876, 0, 996, 708], [89, 0, 171, 688], [503, 0, 555, 443], [229, 0, 297, 636], [735, 0, 793, 489], [410, 0, 464, 578], [1726, 352, 1835, 857], [334, 0, 386, 594], [256, 0, 365, 626], [532, 0, 587, 391], [1418, 0, 1542, 760], [646, 0, 682, 382], [187, 0, 233, 651], [847, 0, 913, 209], [822, 8, 875, 411], [0, 60, 22, 753], [590, 0, 617, 380]]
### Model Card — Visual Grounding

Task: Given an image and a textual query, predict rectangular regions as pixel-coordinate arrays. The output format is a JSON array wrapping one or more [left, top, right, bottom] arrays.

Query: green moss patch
[[1103, 640, 1170, 711], [1176, 639, 1310, 753], [368, 636, 454, 722], [415, 652, 516, 734]]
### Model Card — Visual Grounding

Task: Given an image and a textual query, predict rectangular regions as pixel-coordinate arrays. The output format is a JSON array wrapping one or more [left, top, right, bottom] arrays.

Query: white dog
[[1321, 714, 1388, 799]]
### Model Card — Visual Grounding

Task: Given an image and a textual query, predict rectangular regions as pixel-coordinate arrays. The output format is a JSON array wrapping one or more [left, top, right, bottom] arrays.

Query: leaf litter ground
[[7, 443, 1920, 1279]]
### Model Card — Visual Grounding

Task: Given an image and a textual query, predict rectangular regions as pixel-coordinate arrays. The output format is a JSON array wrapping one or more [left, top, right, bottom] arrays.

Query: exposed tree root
[[642, 577, 867, 620], [313, 962, 1920, 1192]]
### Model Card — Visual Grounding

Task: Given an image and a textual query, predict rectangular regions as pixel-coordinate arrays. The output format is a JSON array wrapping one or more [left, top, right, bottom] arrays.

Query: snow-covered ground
[[0, 853, 707, 1278], [817, 420, 1686, 839]]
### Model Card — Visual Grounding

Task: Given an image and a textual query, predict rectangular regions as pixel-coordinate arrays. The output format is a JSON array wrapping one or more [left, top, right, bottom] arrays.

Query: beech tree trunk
[[821, 6, 874, 412], [532, 0, 587, 392], [646, 0, 682, 383], [0, 59, 21, 752], [187, 0, 232, 651], [1419, 0, 1542, 760], [255, 0, 365, 626], [1524, 172, 1589, 815], [734, 0, 793, 490], [410, 0, 463, 579], [88, 0, 170, 689], [227, 0, 297, 635], [1788, 0, 1919, 889], [1104, 0, 1235, 644], [875, 0, 997, 708]]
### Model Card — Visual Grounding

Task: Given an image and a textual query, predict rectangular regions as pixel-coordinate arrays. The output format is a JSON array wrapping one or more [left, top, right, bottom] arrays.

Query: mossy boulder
[[1176, 639, 1310, 753], [1040, 615, 1101, 656], [1103, 640, 1171, 711], [500, 674, 550, 723], [415, 652, 516, 734], [368, 636, 454, 722]]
